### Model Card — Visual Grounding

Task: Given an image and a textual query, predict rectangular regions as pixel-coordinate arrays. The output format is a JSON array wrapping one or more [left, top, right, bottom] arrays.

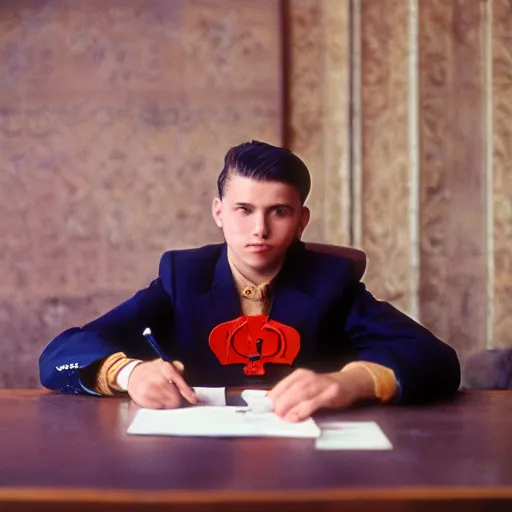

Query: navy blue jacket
[[39, 242, 461, 402]]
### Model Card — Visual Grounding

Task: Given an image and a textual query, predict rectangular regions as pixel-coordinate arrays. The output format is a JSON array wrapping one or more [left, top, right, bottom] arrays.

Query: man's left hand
[[267, 367, 371, 422]]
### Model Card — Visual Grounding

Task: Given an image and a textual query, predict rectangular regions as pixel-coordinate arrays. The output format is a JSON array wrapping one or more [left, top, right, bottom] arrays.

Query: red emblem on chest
[[209, 315, 300, 376]]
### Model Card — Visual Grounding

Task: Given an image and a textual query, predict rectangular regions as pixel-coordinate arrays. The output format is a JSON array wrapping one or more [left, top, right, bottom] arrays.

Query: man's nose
[[253, 213, 270, 238]]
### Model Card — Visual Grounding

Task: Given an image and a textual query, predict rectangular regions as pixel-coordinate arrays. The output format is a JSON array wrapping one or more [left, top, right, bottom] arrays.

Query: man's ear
[[297, 206, 310, 238], [212, 197, 223, 228]]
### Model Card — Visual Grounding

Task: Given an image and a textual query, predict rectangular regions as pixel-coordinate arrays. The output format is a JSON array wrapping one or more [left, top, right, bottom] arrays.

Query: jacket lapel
[[195, 243, 241, 336], [267, 242, 320, 360]]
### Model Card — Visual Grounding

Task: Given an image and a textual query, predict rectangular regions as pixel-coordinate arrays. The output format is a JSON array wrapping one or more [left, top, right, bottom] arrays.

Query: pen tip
[[143, 327, 151, 336]]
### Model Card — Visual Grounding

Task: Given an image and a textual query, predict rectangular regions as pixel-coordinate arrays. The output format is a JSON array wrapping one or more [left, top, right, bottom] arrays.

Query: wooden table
[[0, 390, 511, 511]]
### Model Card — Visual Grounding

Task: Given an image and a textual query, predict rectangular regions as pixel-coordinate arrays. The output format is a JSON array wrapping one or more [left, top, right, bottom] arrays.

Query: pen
[[142, 327, 171, 362]]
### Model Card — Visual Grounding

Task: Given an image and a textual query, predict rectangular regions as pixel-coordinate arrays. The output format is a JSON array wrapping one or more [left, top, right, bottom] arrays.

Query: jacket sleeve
[[344, 281, 461, 403], [39, 255, 175, 396]]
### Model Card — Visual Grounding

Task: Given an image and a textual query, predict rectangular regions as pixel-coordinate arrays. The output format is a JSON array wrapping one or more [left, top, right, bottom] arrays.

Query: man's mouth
[[246, 244, 271, 253]]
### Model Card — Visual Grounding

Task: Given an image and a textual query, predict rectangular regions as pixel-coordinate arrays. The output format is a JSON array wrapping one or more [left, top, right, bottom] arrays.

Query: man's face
[[212, 174, 310, 277]]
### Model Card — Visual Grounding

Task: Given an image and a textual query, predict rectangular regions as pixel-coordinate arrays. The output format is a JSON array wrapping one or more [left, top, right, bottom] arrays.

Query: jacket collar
[[205, 241, 316, 333], [211, 239, 309, 295]]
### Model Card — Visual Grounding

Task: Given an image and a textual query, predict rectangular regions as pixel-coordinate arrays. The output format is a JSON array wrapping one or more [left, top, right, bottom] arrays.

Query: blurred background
[[0, 0, 510, 388]]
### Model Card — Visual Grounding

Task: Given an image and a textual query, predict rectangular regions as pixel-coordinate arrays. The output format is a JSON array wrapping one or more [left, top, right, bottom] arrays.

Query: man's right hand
[[127, 359, 196, 409]]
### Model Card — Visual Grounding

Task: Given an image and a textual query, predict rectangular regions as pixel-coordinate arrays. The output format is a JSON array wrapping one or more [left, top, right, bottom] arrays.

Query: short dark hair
[[217, 140, 311, 204]]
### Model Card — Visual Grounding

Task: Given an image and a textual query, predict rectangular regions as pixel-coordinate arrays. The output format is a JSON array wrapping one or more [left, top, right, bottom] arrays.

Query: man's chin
[[244, 253, 284, 274], [229, 245, 286, 275]]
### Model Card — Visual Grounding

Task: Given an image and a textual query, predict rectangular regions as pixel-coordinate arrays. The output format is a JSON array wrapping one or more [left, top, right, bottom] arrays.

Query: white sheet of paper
[[193, 387, 226, 406], [240, 389, 273, 413], [315, 421, 392, 450], [127, 406, 320, 438]]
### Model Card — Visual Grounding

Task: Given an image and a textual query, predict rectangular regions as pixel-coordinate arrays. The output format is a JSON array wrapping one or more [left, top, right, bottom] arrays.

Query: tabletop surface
[[0, 390, 511, 510]]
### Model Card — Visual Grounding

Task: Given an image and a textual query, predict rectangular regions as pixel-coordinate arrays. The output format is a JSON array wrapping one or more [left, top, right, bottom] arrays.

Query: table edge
[[1, 486, 512, 504]]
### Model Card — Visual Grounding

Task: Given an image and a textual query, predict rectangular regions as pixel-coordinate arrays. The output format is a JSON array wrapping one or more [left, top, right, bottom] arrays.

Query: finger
[[272, 378, 313, 418], [171, 360, 185, 373], [157, 380, 183, 409], [129, 375, 180, 409], [159, 362, 196, 405], [283, 395, 323, 423], [268, 368, 313, 401], [129, 388, 170, 409], [283, 382, 348, 422]]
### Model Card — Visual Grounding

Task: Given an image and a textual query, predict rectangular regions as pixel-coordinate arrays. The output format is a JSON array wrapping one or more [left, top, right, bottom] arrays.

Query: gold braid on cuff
[[341, 361, 398, 403], [94, 352, 138, 395]]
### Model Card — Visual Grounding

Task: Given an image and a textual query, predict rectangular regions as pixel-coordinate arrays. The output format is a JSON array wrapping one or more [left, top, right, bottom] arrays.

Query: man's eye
[[274, 208, 289, 217], [237, 206, 250, 214]]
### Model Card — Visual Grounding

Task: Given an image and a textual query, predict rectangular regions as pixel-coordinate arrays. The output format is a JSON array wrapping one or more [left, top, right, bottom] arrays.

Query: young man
[[39, 141, 461, 422]]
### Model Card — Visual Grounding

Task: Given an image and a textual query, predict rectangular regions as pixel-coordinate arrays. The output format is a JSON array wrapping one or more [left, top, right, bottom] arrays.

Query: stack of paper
[[127, 406, 320, 438], [315, 421, 392, 450], [193, 386, 226, 406]]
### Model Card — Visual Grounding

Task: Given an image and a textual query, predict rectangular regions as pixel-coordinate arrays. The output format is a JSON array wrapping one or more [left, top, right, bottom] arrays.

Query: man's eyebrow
[[270, 203, 295, 211], [233, 202, 295, 211]]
